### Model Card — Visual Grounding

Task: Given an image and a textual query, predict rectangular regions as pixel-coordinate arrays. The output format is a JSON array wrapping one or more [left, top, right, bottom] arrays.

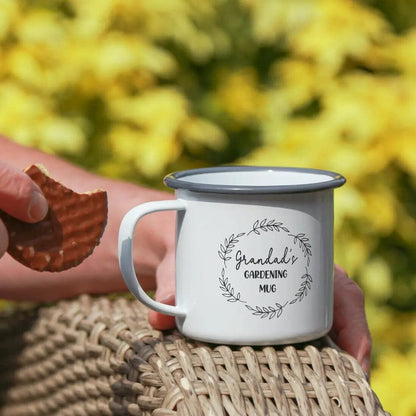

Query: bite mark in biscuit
[[0, 164, 108, 272]]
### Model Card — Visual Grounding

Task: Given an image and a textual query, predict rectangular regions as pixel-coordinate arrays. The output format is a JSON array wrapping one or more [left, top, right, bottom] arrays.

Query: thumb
[[148, 249, 177, 330], [0, 162, 48, 223]]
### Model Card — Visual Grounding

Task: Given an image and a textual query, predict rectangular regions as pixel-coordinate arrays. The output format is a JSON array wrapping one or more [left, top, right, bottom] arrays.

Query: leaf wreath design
[[245, 302, 287, 319], [218, 219, 314, 318], [219, 268, 246, 303], [290, 269, 313, 304], [218, 232, 245, 267], [288, 233, 312, 266], [247, 219, 290, 236]]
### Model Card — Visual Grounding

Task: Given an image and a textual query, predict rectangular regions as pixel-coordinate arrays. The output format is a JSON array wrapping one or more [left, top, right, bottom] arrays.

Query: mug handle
[[118, 199, 187, 317]]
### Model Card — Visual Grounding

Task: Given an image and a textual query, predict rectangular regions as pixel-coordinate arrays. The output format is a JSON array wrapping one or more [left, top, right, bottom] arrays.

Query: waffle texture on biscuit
[[0, 165, 107, 271]]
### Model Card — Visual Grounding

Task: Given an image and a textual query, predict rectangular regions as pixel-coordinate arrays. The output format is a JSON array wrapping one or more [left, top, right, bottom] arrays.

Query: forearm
[[1, 136, 103, 191], [0, 136, 175, 301]]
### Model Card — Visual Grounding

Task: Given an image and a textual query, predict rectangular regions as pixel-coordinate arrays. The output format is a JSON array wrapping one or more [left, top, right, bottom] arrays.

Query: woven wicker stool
[[0, 295, 389, 416]]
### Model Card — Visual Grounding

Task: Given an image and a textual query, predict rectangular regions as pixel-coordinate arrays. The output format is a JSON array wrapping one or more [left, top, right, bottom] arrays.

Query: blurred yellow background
[[1, 1, 416, 414]]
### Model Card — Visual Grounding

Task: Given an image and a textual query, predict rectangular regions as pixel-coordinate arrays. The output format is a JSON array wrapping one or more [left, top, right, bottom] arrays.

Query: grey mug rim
[[164, 166, 346, 194]]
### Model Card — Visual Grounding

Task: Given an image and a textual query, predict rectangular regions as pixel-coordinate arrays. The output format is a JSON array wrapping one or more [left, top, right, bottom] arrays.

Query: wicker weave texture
[[0, 295, 389, 416]]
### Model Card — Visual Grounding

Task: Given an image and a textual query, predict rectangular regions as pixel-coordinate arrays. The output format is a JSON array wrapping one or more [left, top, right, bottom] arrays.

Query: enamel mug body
[[118, 166, 346, 345]]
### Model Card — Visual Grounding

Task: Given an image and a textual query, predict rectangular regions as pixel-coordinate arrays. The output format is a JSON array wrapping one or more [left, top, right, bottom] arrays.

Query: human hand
[[0, 135, 177, 300], [0, 161, 48, 258], [330, 264, 372, 375], [0, 139, 371, 376], [149, 263, 373, 376], [0, 169, 176, 301]]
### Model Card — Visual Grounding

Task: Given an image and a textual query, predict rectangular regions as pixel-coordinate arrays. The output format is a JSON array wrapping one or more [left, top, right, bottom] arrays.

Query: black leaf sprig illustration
[[245, 302, 287, 319], [217, 219, 314, 319], [288, 233, 312, 266], [219, 268, 245, 303], [247, 219, 290, 236], [218, 232, 245, 268], [290, 269, 313, 304]]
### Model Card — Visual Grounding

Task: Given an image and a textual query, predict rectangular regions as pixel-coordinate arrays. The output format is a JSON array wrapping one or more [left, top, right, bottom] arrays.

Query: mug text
[[235, 247, 298, 271]]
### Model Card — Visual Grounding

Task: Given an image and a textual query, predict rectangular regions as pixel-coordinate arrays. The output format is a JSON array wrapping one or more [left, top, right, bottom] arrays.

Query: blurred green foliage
[[1, 0, 416, 413]]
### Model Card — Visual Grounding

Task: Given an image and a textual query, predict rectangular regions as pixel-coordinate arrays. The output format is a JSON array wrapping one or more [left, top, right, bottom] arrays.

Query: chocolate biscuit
[[0, 165, 108, 271]]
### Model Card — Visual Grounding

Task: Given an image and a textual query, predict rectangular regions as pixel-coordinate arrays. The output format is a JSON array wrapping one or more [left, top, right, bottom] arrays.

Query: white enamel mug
[[118, 166, 346, 345]]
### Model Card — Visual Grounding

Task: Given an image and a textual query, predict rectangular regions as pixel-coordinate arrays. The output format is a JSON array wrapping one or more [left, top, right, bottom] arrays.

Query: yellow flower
[[69, 0, 114, 39], [108, 125, 180, 177], [288, 0, 389, 73], [36, 117, 86, 155], [92, 34, 176, 82], [216, 68, 264, 124], [108, 125, 138, 162], [6, 47, 44, 90], [361, 189, 397, 235], [360, 257, 393, 301], [242, 0, 316, 44], [319, 75, 400, 144], [372, 348, 416, 416], [390, 131, 416, 176], [388, 29, 416, 75], [334, 235, 371, 276], [180, 117, 226, 152], [15, 9, 65, 47], [0, 82, 50, 146], [270, 59, 327, 110], [135, 0, 226, 63], [333, 186, 365, 225], [0, 0, 19, 41], [132, 133, 181, 177], [109, 87, 188, 135]]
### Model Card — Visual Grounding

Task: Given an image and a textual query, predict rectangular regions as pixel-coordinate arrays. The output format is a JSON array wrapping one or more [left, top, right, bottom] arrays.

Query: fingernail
[[28, 190, 48, 222]]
